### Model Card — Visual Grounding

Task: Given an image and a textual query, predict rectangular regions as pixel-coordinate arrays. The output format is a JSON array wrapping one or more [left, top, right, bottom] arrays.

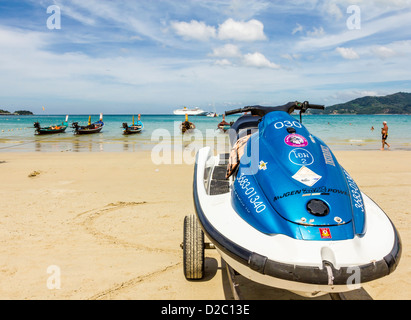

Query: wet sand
[[0, 151, 409, 300]]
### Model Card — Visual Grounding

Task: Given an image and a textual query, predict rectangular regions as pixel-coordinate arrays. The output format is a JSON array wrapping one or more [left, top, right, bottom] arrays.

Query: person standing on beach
[[381, 121, 390, 151]]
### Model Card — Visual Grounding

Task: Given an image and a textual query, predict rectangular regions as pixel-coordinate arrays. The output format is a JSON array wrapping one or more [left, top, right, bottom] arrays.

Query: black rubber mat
[[209, 164, 230, 195]]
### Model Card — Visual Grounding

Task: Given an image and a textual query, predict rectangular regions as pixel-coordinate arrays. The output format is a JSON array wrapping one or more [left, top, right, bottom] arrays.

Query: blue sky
[[0, 0, 410, 114]]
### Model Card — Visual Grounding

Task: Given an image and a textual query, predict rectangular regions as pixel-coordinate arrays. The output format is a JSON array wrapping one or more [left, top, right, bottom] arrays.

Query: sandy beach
[[0, 150, 409, 300]]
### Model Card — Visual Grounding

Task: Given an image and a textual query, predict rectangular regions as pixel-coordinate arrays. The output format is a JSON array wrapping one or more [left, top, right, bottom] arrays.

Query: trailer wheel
[[183, 215, 205, 280]]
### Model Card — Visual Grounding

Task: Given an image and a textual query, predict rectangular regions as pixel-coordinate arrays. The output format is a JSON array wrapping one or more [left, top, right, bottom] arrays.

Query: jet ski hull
[[193, 147, 401, 297]]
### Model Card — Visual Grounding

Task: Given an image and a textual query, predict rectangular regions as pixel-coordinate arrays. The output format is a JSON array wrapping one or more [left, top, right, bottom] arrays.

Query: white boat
[[173, 107, 208, 116]]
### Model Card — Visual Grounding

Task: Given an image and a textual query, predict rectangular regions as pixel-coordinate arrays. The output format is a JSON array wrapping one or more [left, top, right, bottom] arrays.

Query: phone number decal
[[237, 173, 267, 214]]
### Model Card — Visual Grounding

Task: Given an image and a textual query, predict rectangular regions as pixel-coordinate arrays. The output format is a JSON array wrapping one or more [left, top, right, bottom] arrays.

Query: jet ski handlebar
[[225, 101, 325, 117]]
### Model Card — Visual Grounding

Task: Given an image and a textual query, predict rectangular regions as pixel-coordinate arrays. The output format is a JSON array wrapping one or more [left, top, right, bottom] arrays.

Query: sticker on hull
[[285, 134, 308, 147], [292, 166, 322, 187], [289, 148, 314, 166], [320, 228, 332, 239]]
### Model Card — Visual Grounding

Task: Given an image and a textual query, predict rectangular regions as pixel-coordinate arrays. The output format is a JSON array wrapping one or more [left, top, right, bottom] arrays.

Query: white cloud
[[322, 1, 343, 20], [243, 52, 280, 69], [210, 44, 242, 57], [171, 18, 268, 43], [214, 59, 232, 66], [221, 0, 270, 20], [0, 27, 45, 50], [218, 18, 267, 42], [336, 47, 360, 60], [296, 10, 411, 51], [306, 27, 325, 37], [0, 26, 200, 109], [170, 20, 216, 41], [53, 0, 168, 44], [281, 53, 301, 61], [292, 23, 303, 35], [59, 3, 96, 26], [372, 46, 396, 60], [210, 45, 281, 69], [210, 46, 280, 69]]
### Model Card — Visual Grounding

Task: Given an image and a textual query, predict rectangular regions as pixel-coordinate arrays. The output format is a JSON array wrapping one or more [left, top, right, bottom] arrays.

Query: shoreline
[[0, 151, 410, 300], [1, 136, 410, 153]]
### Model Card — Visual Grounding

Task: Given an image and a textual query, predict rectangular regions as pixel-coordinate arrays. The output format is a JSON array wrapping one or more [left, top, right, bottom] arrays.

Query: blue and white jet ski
[[189, 101, 401, 297]]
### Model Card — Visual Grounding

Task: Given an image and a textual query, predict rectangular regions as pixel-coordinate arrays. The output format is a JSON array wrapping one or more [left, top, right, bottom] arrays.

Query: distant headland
[[313, 92, 411, 115], [0, 109, 33, 116]]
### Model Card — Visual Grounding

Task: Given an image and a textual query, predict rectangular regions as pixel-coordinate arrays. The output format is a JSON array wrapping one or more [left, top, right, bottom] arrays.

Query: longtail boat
[[180, 114, 196, 134], [73, 114, 104, 135], [217, 115, 232, 133], [34, 115, 69, 135], [123, 114, 144, 135]]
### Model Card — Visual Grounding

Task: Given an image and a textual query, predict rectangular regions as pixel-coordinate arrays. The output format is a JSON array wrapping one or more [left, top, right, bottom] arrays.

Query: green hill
[[15, 110, 34, 115], [0, 109, 33, 115], [319, 92, 411, 114]]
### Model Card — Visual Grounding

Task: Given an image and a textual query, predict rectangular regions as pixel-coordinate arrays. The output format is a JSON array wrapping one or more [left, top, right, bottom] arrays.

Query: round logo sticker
[[285, 134, 308, 147], [289, 148, 314, 166]]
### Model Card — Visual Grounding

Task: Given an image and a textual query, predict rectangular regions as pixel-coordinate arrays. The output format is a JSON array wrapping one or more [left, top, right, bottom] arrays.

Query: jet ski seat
[[226, 114, 261, 179], [228, 114, 261, 147], [226, 134, 252, 179]]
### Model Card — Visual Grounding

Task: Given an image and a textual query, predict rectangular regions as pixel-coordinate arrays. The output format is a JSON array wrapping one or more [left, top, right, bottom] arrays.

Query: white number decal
[[274, 121, 302, 130]]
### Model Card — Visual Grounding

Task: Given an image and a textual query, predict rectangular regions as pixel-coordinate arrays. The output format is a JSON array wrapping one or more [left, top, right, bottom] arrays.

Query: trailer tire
[[183, 215, 205, 280]]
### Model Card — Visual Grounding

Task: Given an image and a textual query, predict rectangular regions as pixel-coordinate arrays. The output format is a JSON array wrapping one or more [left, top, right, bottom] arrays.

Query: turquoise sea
[[0, 114, 410, 152]]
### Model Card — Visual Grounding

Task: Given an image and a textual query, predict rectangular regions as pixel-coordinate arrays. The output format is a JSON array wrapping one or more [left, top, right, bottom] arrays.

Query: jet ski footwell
[[193, 148, 401, 297]]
